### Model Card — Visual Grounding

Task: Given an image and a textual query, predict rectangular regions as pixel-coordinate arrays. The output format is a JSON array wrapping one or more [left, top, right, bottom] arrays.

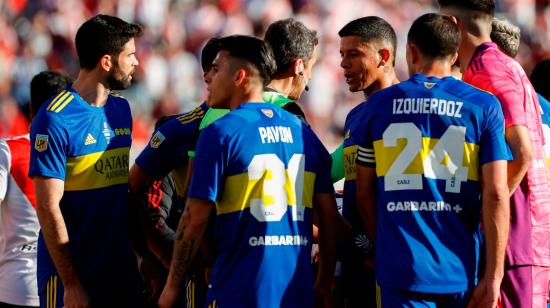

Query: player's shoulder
[[42, 89, 77, 115], [449, 79, 500, 108], [173, 103, 208, 127]]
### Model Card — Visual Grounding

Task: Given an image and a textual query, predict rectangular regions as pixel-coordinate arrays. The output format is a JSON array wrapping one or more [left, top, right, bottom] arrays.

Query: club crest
[[261, 109, 274, 118]]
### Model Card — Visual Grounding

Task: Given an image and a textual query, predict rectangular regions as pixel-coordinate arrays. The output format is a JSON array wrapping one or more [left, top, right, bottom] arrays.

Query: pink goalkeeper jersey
[[463, 42, 550, 267]]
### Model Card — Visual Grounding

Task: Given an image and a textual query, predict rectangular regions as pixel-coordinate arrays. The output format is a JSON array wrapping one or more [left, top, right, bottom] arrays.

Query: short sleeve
[[480, 97, 511, 164], [354, 105, 375, 168], [0, 140, 9, 200], [135, 116, 199, 179], [188, 124, 225, 202], [476, 67, 527, 128], [29, 111, 68, 180], [304, 126, 334, 195], [330, 143, 344, 183]]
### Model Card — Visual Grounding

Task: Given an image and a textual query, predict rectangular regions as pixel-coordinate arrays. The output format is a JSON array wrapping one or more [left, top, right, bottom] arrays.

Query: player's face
[[107, 38, 139, 90], [204, 50, 234, 108], [340, 36, 381, 93]]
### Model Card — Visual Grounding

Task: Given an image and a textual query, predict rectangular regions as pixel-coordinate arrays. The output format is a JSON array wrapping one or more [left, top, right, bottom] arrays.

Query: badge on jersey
[[34, 134, 49, 152], [261, 109, 274, 118], [150, 131, 166, 149]]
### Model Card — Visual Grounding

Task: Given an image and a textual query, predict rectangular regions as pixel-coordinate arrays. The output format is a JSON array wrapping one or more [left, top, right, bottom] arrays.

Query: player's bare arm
[[159, 197, 212, 308], [468, 160, 509, 308], [505, 125, 533, 195], [34, 176, 90, 308]]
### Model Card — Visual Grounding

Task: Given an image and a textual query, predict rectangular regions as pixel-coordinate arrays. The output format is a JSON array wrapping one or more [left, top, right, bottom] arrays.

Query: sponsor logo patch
[[34, 134, 49, 152], [150, 131, 166, 149]]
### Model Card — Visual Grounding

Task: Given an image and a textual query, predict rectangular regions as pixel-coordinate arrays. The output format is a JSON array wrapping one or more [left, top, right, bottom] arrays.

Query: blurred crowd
[[0, 0, 549, 151]]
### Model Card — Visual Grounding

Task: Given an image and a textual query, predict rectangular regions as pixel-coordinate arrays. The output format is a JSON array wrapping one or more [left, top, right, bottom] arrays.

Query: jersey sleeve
[[135, 115, 199, 179], [29, 111, 68, 180], [354, 104, 375, 168], [188, 124, 226, 202], [305, 126, 334, 195], [0, 140, 9, 200], [480, 97, 512, 164], [330, 143, 344, 183], [188, 108, 229, 158], [476, 68, 527, 128]]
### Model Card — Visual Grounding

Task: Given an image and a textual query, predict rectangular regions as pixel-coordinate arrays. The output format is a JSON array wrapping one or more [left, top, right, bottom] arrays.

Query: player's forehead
[[212, 50, 231, 67], [340, 35, 377, 53]]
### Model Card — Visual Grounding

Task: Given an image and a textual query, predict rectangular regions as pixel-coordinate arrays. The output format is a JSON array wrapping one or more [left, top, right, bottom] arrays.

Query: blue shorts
[[39, 275, 63, 308], [379, 286, 471, 308]]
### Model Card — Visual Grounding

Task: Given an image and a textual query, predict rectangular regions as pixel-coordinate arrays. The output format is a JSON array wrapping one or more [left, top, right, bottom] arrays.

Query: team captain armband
[[356, 145, 375, 167]]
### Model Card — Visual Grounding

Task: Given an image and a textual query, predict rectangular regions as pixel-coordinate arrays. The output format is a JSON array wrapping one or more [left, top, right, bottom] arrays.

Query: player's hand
[[314, 279, 334, 308], [158, 284, 181, 308], [138, 253, 164, 304], [467, 278, 501, 308], [63, 281, 90, 308]]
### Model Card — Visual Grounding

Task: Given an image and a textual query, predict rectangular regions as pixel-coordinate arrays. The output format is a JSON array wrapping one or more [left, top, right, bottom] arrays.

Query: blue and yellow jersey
[[29, 87, 141, 295], [538, 93, 550, 165], [189, 102, 333, 307], [136, 103, 209, 178], [341, 101, 371, 257], [355, 74, 509, 293]]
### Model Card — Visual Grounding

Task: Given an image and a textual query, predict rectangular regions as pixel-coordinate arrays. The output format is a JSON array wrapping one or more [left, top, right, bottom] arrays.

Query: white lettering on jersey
[[386, 200, 462, 213], [393, 98, 463, 118], [249, 235, 309, 246], [258, 126, 294, 144]]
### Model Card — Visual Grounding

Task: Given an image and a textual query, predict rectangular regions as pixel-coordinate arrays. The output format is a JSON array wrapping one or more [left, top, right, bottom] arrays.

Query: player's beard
[[107, 61, 134, 90]]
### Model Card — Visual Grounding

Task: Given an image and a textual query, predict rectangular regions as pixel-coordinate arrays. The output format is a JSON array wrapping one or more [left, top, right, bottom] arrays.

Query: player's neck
[[362, 69, 397, 99], [460, 32, 492, 73], [266, 78, 293, 98], [73, 70, 111, 107], [414, 60, 452, 79], [228, 89, 265, 109]]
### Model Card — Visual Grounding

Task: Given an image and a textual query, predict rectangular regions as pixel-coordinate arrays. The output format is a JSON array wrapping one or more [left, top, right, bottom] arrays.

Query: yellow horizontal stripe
[[217, 170, 316, 215], [373, 137, 480, 180], [344, 145, 358, 180], [47, 91, 69, 111], [53, 95, 74, 113], [65, 147, 130, 191]]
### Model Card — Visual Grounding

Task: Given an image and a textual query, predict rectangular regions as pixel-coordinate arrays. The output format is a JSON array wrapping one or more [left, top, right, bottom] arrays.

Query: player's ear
[[293, 59, 305, 76], [378, 48, 391, 68], [234, 67, 247, 86], [406, 43, 419, 66], [450, 52, 459, 66], [100, 55, 113, 72]]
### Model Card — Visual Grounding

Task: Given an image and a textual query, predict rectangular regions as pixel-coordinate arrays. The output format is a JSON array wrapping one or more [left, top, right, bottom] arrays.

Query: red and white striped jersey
[[0, 134, 39, 306]]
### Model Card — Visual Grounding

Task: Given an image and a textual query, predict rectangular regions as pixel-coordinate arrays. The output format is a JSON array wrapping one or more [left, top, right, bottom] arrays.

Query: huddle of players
[[10, 0, 548, 307]]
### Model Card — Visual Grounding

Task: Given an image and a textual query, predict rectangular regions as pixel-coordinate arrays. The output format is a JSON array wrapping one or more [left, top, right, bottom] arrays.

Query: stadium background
[[0, 0, 548, 158]]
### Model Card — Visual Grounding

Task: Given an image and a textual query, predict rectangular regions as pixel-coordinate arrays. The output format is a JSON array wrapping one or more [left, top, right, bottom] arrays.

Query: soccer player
[[335, 15, 399, 307], [355, 13, 510, 306], [439, 1, 550, 306], [159, 35, 338, 308], [263, 18, 317, 124], [0, 71, 71, 308], [29, 15, 143, 307]]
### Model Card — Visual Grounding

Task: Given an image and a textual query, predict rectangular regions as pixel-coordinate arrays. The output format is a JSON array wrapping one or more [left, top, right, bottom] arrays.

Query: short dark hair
[[264, 18, 318, 75], [338, 16, 397, 66], [530, 59, 550, 101], [217, 35, 277, 87], [30, 71, 72, 118], [438, 0, 495, 16], [201, 37, 220, 72], [408, 13, 460, 59], [75, 14, 142, 70]]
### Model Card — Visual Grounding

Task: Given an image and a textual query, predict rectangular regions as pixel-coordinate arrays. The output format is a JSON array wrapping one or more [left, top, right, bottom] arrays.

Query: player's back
[[358, 74, 508, 293], [193, 102, 330, 307]]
